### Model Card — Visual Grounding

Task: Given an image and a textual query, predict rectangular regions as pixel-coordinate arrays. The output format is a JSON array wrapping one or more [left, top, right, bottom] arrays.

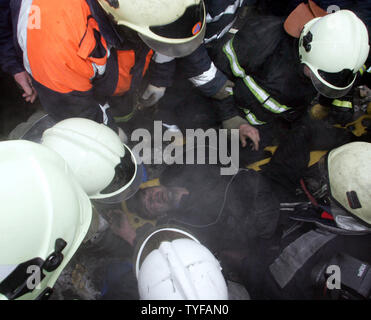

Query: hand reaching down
[[13, 71, 37, 103], [239, 123, 260, 151]]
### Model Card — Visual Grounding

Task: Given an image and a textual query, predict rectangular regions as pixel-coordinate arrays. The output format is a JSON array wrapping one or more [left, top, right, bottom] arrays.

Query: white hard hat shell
[[0, 140, 92, 299], [136, 227, 228, 300], [41, 118, 137, 202], [299, 10, 369, 98], [328, 142, 371, 225]]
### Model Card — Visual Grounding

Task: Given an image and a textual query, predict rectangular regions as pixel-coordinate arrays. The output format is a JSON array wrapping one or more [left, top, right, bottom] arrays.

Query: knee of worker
[[302, 116, 353, 150]]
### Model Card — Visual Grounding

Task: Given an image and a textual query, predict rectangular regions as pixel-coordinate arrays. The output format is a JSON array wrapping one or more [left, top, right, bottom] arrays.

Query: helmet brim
[[91, 145, 143, 204], [309, 67, 355, 98], [138, 24, 205, 58]]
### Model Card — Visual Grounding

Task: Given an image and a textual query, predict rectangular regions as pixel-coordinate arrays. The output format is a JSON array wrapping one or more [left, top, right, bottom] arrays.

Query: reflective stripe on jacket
[[18, 0, 152, 96]]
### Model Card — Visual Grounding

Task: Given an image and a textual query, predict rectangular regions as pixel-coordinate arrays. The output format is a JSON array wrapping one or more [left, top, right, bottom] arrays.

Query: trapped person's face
[[132, 186, 189, 219]]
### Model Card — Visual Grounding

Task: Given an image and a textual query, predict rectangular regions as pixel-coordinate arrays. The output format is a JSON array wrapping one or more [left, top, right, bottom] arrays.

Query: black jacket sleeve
[[178, 44, 228, 97], [232, 15, 285, 76], [0, 0, 24, 75]]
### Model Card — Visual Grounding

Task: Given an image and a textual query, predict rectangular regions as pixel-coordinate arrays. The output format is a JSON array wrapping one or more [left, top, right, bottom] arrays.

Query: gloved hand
[[212, 79, 235, 100], [140, 84, 166, 108], [222, 115, 260, 151]]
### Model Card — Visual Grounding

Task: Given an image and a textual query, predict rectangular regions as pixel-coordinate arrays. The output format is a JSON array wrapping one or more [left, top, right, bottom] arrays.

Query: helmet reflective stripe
[[223, 39, 290, 114], [299, 10, 370, 98], [328, 142, 371, 225]]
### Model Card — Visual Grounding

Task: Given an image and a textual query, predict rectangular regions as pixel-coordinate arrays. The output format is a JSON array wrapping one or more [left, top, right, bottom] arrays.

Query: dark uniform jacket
[[214, 15, 318, 124], [0, 0, 24, 75], [213, 14, 370, 125]]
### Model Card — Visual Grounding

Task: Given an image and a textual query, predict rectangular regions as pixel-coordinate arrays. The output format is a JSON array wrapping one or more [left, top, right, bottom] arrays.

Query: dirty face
[[137, 186, 190, 219]]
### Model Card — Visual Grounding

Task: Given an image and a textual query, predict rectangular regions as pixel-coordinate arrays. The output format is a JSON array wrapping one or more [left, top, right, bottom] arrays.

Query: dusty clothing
[[214, 15, 317, 124], [242, 218, 371, 299], [155, 163, 281, 252]]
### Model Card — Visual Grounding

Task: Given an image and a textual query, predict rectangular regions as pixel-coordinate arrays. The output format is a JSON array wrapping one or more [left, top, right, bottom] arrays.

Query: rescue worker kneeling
[[10, 0, 206, 131]]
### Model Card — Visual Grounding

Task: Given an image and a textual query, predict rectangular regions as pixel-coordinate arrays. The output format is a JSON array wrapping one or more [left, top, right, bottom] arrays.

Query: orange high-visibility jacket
[[13, 0, 152, 124]]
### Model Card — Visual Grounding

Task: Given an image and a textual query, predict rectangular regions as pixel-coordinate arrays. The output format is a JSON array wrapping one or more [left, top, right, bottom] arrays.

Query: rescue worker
[[9, 0, 206, 131], [143, 0, 248, 109], [213, 4, 369, 150]]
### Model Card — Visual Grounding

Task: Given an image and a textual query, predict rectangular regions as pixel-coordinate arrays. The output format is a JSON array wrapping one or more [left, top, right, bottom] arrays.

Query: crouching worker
[[213, 3, 369, 152]]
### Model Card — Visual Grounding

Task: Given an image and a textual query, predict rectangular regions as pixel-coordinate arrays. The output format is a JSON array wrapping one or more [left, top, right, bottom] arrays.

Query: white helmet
[[0, 140, 92, 300], [299, 10, 369, 98], [41, 118, 142, 204], [97, 0, 206, 57], [135, 227, 228, 300], [327, 142, 371, 225]]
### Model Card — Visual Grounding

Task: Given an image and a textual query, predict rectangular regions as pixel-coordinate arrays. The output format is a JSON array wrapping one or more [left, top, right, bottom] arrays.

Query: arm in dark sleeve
[[214, 95, 240, 121], [178, 44, 228, 97], [148, 52, 176, 88], [232, 15, 285, 75], [262, 123, 311, 191], [0, 1, 24, 75]]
